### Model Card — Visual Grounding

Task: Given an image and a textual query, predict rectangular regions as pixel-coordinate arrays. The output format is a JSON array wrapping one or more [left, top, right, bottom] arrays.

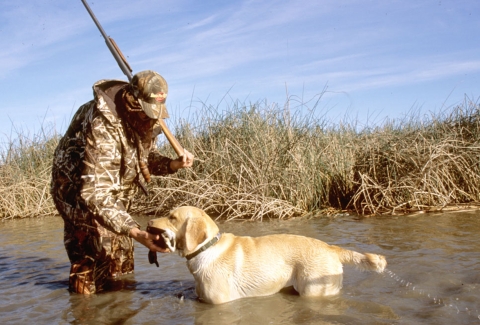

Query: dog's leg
[[294, 267, 344, 297]]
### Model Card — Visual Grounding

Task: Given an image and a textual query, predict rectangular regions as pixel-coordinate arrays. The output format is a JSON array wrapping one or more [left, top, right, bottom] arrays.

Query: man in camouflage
[[51, 70, 194, 294]]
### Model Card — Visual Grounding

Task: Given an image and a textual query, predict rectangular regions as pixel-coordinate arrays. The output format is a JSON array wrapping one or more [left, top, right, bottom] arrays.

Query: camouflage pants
[[64, 220, 134, 294]]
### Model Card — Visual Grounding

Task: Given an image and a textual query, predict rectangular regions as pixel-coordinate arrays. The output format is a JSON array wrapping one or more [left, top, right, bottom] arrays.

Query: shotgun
[[80, 0, 185, 157]]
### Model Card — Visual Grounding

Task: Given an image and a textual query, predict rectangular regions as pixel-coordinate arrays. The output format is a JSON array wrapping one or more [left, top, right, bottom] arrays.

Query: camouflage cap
[[130, 70, 169, 119]]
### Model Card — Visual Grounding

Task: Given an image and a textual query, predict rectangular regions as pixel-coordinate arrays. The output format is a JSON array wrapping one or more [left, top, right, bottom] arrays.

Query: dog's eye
[[169, 215, 176, 221]]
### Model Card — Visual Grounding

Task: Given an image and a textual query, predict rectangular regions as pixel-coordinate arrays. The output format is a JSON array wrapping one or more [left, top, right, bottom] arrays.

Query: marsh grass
[[351, 97, 480, 215], [134, 96, 480, 219], [0, 128, 59, 219], [2, 96, 480, 220]]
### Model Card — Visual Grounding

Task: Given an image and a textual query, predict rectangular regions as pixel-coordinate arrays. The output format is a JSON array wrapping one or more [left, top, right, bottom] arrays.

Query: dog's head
[[148, 206, 220, 260]]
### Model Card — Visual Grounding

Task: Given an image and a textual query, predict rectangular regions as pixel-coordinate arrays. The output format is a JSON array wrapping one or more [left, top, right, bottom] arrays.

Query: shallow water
[[0, 210, 479, 324]]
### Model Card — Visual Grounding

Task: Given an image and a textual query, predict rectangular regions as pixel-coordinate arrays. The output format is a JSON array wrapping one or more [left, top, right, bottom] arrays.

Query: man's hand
[[170, 149, 194, 171], [129, 227, 170, 253]]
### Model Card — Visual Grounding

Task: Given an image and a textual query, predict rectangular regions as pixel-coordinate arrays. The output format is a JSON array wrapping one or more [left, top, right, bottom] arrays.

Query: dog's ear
[[184, 217, 208, 252]]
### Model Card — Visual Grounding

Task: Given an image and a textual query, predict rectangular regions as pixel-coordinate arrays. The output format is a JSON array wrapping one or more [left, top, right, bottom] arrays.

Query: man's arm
[[79, 114, 139, 235], [79, 114, 167, 252], [147, 149, 194, 175], [129, 227, 170, 252]]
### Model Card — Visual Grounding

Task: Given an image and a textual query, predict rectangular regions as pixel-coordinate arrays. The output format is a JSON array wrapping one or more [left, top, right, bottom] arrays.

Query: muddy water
[[0, 211, 479, 325]]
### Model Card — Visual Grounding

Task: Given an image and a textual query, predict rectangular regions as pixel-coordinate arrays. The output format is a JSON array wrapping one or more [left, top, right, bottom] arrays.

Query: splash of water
[[383, 268, 480, 321]]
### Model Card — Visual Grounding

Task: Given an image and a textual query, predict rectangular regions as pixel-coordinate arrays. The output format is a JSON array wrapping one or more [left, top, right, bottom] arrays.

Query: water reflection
[[0, 211, 479, 324], [191, 287, 400, 325]]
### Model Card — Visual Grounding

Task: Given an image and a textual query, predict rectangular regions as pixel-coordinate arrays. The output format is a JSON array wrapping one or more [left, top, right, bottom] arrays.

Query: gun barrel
[[80, 0, 133, 81]]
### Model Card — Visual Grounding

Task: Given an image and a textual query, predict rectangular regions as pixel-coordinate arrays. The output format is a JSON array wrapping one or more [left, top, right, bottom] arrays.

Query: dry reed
[[2, 96, 480, 220], [134, 96, 480, 218], [351, 97, 480, 214], [0, 128, 59, 219]]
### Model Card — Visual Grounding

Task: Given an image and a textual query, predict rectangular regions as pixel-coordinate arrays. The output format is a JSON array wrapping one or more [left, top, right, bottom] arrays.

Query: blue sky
[[1, 0, 479, 141]]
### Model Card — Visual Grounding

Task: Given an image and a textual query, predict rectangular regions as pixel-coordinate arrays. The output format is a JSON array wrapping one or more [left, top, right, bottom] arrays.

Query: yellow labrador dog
[[148, 206, 386, 304]]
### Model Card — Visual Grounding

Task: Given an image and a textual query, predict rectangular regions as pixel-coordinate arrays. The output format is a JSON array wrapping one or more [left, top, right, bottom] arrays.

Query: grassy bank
[[2, 97, 480, 220]]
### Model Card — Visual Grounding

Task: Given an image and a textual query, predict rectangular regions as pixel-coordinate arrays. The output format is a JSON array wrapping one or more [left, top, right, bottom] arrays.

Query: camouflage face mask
[[130, 70, 170, 119]]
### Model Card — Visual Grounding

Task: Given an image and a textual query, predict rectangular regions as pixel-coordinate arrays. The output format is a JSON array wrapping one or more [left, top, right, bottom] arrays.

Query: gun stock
[[158, 119, 184, 156]]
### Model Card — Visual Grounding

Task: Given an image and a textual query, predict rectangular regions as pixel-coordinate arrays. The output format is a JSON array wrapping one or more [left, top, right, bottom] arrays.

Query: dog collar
[[185, 233, 221, 261]]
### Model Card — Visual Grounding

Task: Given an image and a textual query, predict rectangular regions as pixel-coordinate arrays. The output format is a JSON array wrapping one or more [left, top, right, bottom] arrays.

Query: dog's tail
[[334, 246, 387, 273]]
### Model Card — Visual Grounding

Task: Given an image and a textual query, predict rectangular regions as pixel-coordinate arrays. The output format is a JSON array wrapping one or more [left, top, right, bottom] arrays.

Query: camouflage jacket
[[51, 79, 175, 236]]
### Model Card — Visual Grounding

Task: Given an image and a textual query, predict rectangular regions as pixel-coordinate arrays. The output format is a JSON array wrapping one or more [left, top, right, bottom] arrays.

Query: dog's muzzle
[[146, 226, 176, 267]]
